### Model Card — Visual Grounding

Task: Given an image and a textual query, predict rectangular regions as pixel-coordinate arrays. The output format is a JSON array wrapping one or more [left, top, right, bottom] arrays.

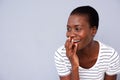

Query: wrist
[[71, 66, 80, 80], [72, 65, 79, 70]]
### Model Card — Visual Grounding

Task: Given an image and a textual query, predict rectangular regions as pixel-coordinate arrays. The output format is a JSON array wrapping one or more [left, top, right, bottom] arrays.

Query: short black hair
[[70, 6, 99, 29]]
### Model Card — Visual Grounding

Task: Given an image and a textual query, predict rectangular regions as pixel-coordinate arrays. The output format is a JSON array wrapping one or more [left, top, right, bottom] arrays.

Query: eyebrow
[[67, 24, 83, 27]]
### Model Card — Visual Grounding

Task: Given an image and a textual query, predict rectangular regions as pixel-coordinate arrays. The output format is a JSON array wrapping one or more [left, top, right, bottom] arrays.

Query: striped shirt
[[54, 41, 120, 80]]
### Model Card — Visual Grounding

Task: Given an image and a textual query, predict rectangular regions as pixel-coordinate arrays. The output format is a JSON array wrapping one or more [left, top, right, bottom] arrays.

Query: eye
[[75, 27, 81, 32], [67, 27, 71, 32]]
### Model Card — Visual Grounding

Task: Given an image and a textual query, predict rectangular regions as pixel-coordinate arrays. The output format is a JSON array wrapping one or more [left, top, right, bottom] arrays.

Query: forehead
[[67, 15, 90, 27], [67, 14, 89, 24]]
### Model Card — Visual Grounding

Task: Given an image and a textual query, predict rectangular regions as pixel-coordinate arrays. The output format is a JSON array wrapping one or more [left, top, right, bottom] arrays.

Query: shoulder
[[98, 41, 119, 61], [99, 41, 117, 54], [56, 45, 66, 53], [99, 41, 114, 50], [98, 41, 120, 75], [54, 45, 66, 59]]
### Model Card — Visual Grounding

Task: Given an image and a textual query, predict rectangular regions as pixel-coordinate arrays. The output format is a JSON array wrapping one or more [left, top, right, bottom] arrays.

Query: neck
[[77, 40, 96, 56]]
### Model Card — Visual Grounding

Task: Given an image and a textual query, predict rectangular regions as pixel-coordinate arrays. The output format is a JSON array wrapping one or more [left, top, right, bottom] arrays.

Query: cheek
[[77, 35, 92, 50], [83, 34, 93, 44], [77, 32, 86, 38], [78, 31, 92, 43], [79, 32, 85, 36]]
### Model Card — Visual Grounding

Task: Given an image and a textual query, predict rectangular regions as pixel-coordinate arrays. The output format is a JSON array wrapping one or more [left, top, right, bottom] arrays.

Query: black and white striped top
[[54, 41, 120, 80]]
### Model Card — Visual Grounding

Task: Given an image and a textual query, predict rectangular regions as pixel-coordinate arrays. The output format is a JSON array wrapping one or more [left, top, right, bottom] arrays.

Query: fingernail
[[72, 39, 74, 43]]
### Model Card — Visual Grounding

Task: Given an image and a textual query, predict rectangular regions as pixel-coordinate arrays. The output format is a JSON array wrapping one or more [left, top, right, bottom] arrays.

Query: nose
[[66, 30, 76, 38]]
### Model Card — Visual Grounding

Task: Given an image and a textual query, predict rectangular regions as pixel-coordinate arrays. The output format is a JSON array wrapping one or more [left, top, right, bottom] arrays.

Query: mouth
[[72, 40, 81, 43]]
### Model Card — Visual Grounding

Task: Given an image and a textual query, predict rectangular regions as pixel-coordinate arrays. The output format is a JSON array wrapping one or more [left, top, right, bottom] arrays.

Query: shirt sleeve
[[54, 50, 71, 76], [106, 51, 120, 75]]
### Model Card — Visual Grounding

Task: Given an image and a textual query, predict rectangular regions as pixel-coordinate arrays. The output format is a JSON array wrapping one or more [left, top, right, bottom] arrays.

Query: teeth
[[73, 40, 80, 43]]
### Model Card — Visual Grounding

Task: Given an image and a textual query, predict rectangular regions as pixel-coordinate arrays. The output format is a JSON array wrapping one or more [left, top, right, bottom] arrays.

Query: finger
[[65, 37, 70, 48], [73, 43, 78, 53], [69, 38, 74, 49], [65, 37, 74, 57], [66, 37, 73, 48]]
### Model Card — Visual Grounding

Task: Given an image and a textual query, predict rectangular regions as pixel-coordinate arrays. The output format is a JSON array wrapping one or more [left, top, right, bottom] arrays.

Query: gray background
[[0, 0, 120, 80]]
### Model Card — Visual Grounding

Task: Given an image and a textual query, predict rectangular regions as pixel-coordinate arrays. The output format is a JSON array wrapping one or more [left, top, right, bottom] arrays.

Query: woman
[[54, 6, 120, 80]]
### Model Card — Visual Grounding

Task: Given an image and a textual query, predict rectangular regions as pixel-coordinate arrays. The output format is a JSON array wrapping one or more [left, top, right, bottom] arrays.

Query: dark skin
[[60, 14, 117, 80]]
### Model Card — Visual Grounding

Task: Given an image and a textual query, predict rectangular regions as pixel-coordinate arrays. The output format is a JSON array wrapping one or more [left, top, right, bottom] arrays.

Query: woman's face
[[66, 14, 97, 51]]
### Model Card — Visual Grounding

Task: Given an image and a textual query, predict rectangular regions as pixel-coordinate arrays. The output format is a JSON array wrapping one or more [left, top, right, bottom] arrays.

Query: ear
[[91, 26, 97, 37]]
